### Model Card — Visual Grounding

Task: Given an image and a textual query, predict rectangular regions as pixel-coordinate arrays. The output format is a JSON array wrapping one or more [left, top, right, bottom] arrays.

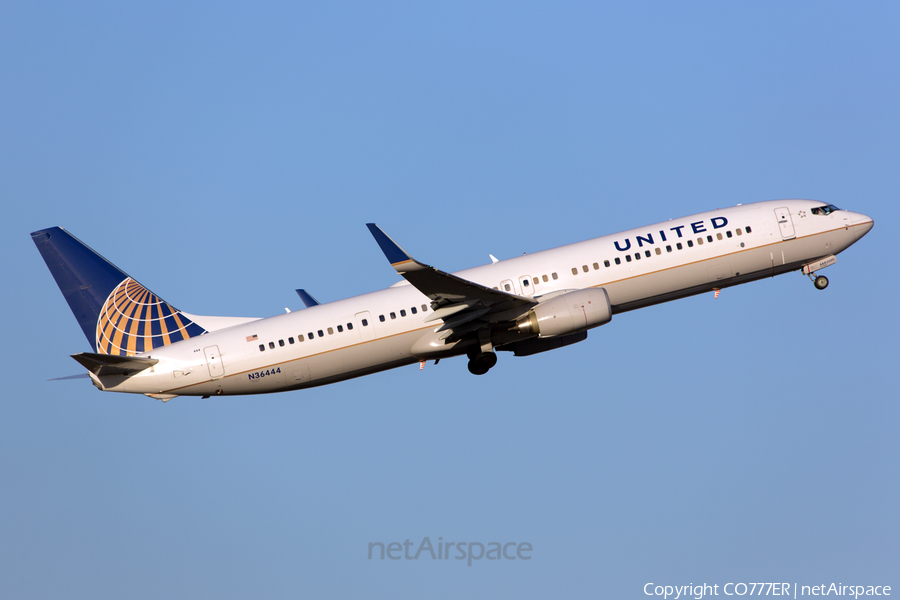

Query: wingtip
[[367, 223, 411, 266]]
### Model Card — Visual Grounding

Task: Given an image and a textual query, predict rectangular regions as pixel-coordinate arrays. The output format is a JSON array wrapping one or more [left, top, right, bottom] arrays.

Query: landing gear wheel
[[467, 352, 497, 375], [814, 275, 829, 290]]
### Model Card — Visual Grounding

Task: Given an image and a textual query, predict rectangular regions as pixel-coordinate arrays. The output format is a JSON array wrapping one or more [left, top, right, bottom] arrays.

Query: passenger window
[[411, 306, 417, 314], [327, 327, 333, 335], [615, 257, 621, 265], [697, 238, 703, 245], [666, 245, 672, 252], [279, 339, 285, 347], [716, 233, 723, 241], [552, 272, 558, 280], [655, 248, 661, 255], [504, 283, 511, 291], [745, 226, 752, 233], [308, 332, 314, 339], [582, 265, 589, 273], [726, 231, 733, 238], [542, 275, 549, 282], [379, 315, 385, 322], [390, 312, 396, 320], [401, 309, 407, 316], [337, 325, 343, 332], [593, 262, 599, 270], [347, 322, 353, 330], [422, 305, 428, 312], [269, 342, 275, 349], [604, 260, 610, 267], [318, 329, 324, 337], [736, 229, 742, 236], [299, 334, 305, 341], [259, 344, 265, 352], [677, 243, 683, 250], [522, 280, 529, 288], [533, 277, 539, 285], [707, 235, 713, 243], [687, 240, 694, 247], [645, 250, 651, 258], [571, 268, 578, 275], [625, 255, 632, 262], [361, 319, 368, 327], [634, 253, 640, 260]]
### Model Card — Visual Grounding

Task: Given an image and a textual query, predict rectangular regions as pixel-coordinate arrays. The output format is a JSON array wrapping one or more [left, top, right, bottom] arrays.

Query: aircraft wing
[[366, 224, 535, 338]]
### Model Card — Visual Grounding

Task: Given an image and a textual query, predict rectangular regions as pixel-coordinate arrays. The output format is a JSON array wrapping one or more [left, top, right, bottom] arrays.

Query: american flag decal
[[246, 334, 258, 342]]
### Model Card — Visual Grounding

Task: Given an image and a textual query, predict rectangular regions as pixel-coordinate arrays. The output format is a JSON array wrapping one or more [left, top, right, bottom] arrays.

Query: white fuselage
[[96, 200, 873, 398]]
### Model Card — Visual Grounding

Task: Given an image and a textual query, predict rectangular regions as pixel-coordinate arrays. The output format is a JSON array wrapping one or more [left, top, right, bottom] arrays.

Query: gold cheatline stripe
[[163, 325, 436, 393], [161, 223, 867, 393], [584, 225, 857, 290]]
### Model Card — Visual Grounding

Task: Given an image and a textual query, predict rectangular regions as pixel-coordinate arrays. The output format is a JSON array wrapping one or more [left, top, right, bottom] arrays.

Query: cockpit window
[[811, 204, 840, 215]]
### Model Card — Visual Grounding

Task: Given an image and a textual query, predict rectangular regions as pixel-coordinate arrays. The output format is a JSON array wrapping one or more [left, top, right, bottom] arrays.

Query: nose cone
[[851, 212, 875, 236]]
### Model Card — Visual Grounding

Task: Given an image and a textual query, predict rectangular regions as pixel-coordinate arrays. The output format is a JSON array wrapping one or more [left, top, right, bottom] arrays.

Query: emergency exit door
[[204, 345, 225, 379]]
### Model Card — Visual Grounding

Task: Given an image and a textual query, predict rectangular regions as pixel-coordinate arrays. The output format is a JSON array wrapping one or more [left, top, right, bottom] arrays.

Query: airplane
[[32, 199, 873, 401]]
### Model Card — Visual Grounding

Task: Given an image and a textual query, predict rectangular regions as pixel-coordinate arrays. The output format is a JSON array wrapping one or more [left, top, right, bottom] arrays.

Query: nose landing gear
[[802, 255, 836, 291], [806, 269, 829, 289]]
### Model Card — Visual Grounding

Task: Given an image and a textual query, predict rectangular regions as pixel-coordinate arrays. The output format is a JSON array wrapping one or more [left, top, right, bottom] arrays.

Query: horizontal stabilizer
[[49, 373, 91, 381], [71, 352, 159, 377]]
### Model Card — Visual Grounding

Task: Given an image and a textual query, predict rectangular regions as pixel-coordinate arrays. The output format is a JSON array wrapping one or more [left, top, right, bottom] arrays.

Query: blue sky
[[1, 2, 897, 598]]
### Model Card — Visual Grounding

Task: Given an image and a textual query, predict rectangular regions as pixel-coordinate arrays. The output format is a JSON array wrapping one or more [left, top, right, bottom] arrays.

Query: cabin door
[[774, 207, 796, 240]]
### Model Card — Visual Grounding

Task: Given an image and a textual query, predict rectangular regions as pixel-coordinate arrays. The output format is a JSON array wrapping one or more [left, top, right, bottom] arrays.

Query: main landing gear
[[467, 351, 497, 375], [467, 328, 498, 375]]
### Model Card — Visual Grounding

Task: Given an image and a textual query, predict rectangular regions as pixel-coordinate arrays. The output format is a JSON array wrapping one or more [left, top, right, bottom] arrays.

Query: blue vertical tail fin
[[31, 227, 207, 356]]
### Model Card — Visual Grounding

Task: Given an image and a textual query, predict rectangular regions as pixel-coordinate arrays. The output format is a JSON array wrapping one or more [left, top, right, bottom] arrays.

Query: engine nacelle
[[515, 288, 612, 338]]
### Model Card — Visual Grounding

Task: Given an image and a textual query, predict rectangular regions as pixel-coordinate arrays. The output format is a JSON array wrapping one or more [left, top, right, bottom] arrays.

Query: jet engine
[[515, 288, 611, 338]]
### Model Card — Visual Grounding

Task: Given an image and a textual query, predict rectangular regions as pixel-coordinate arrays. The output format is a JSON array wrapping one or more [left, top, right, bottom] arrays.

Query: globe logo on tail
[[96, 278, 207, 356]]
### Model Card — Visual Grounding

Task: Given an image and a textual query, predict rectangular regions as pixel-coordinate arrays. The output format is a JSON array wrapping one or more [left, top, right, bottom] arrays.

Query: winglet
[[366, 223, 421, 273], [295, 289, 321, 308]]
